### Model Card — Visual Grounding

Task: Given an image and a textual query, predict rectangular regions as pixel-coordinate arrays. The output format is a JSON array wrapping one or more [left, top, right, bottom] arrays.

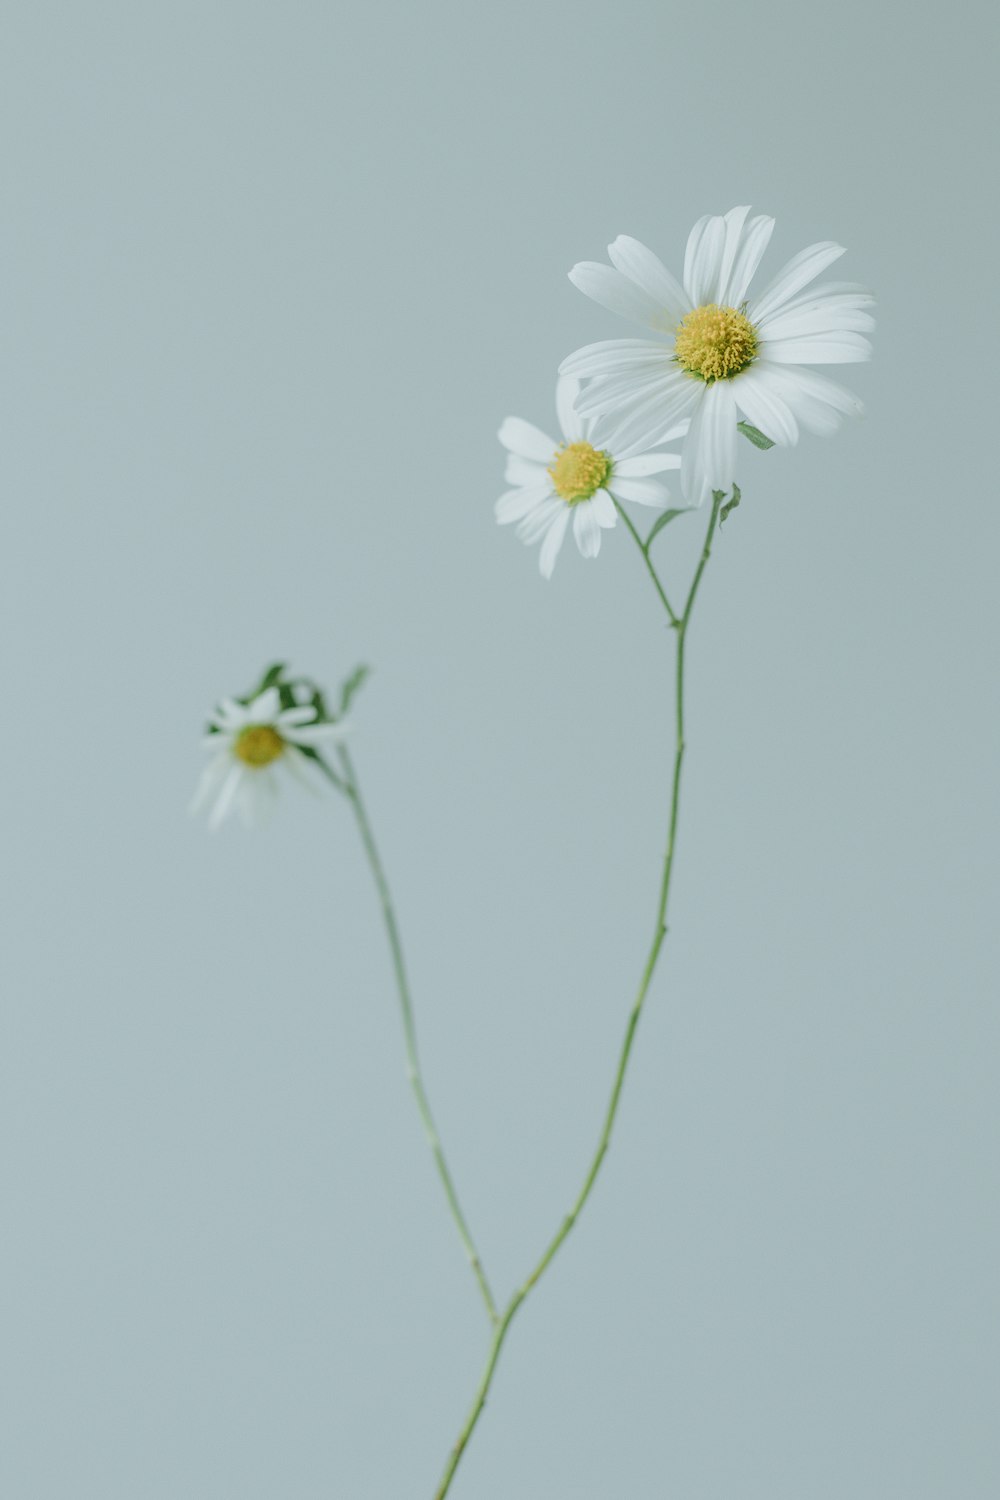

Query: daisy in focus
[[191, 677, 348, 831], [496, 374, 684, 578], [560, 207, 874, 505]]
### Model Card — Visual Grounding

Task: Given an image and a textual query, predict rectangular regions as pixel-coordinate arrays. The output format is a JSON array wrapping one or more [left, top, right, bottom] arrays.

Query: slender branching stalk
[[317, 746, 498, 1324], [614, 503, 680, 625], [431, 490, 724, 1497], [318, 488, 724, 1493]]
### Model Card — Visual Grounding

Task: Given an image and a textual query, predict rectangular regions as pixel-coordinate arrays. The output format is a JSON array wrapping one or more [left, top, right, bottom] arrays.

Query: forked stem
[[432, 491, 724, 1498], [321, 746, 498, 1324]]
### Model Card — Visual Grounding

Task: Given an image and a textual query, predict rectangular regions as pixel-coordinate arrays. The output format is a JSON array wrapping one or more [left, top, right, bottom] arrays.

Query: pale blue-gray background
[[1, 2, 997, 1496]]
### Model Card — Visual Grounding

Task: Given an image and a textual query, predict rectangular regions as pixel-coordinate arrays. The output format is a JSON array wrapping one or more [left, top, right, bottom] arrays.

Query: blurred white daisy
[[191, 686, 347, 831], [561, 206, 874, 505], [496, 374, 684, 578]]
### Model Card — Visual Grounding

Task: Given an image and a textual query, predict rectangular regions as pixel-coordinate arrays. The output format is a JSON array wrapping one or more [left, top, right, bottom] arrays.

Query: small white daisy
[[191, 686, 347, 831], [496, 375, 684, 578], [560, 207, 874, 505]]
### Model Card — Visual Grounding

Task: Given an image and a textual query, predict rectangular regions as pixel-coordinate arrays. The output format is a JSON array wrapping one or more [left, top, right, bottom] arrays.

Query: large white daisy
[[191, 686, 347, 831], [560, 206, 874, 505], [496, 375, 684, 578]]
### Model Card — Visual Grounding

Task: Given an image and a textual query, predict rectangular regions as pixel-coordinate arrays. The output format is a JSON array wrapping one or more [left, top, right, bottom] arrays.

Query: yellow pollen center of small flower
[[234, 724, 285, 767], [674, 303, 758, 382], [547, 441, 612, 504]]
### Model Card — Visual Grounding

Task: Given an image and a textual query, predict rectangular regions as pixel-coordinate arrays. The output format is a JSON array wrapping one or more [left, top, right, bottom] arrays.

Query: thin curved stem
[[433, 492, 724, 1497], [613, 502, 679, 625], [320, 746, 498, 1324]]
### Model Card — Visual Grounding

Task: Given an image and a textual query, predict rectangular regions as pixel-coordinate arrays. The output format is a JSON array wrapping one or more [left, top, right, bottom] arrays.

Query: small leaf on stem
[[645, 508, 690, 552], [256, 662, 288, 692], [719, 484, 741, 526], [340, 664, 370, 717], [737, 421, 775, 450]]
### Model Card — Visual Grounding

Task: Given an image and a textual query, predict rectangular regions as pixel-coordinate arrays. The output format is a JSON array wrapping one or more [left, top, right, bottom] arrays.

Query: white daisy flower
[[560, 206, 874, 505], [496, 374, 684, 578], [191, 686, 347, 831]]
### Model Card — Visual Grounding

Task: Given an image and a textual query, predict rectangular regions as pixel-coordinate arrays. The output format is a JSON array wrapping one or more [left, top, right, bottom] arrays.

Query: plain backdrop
[[1, 2, 998, 1497]]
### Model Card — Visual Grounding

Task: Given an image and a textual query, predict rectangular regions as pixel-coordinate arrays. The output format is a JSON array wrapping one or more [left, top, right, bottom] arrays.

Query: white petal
[[560, 338, 671, 379], [770, 389, 842, 436], [568, 261, 665, 330], [208, 764, 245, 831], [189, 751, 231, 815], [498, 416, 558, 462], [723, 214, 775, 305], [573, 502, 602, 559], [277, 705, 321, 727], [505, 452, 549, 487], [681, 384, 737, 505], [538, 508, 571, 578], [683, 214, 726, 307], [761, 332, 872, 364], [495, 484, 551, 526], [749, 242, 847, 324], [247, 687, 280, 722], [660, 416, 691, 445], [754, 363, 864, 431], [769, 365, 863, 418], [590, 488, 617, 527], [610, 475, 672, 507], [517, 498, 564, 546], [714, 207, 751, 305], [615, 418, 690, 461], [209, 697, 249, 729], [758, 304, 875, 340], [732, 366, 799, 447], [574, 366, 678, 419], [614, 452, 682, 476], [763, 281, 874, 321], [201, 730, 233, 751], [607, 235, 690, 326], [556, 375, 584, 441], [683, 216, 709, 298], [592, 374, 699, 455]]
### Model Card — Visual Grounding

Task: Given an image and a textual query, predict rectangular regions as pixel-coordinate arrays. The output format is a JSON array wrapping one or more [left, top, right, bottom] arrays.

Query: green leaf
[[256, 661, 287, 692], [339, 664, 370, 717], [737, 421, 774, 451], [644, 508, 689, 551], [719, 483, 741, 527]]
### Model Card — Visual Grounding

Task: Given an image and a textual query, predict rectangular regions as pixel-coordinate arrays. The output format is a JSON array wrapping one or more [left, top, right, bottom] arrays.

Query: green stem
[[321, 746, 499, 1325], [433, 490, 724, 1499], [613, 502, 679, 625]]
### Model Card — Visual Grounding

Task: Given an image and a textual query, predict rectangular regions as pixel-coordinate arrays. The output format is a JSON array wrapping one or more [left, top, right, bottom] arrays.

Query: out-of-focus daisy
[[560, 207, 874, 505], [496, 374, 684, 578], [191, 685, 347, 831]]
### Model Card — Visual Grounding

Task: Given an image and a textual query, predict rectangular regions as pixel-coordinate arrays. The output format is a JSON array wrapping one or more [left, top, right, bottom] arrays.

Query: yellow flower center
[[674, 303, 758, 382], [547, 441, 612, 504], [234, 724, 285, 767]]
